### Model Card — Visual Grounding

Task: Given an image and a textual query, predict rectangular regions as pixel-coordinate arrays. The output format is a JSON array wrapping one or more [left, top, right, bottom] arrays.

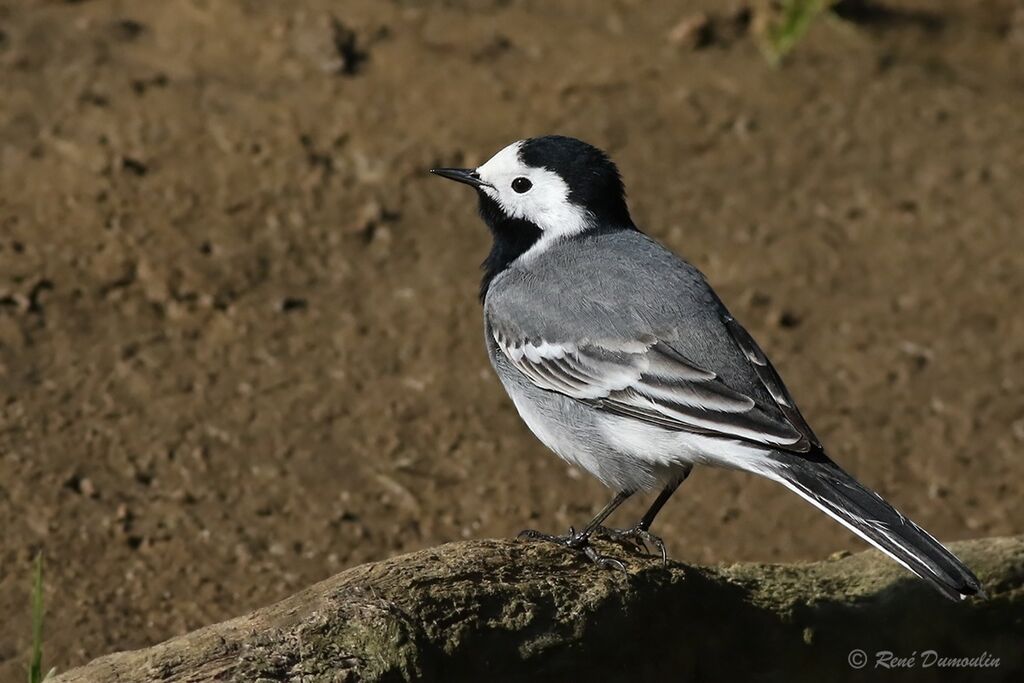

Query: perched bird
[[430, 135, 983, 601]]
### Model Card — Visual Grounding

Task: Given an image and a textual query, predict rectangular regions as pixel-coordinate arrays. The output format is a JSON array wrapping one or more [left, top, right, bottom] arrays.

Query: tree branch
[[53, 536, 1023, 682]]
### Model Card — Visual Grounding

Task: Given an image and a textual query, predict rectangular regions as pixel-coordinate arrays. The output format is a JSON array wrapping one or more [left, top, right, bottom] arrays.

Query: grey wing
[[721, 313, 822, 449], [491, 325, 814, 452]]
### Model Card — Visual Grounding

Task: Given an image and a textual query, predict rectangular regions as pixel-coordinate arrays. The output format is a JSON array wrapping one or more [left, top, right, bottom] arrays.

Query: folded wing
[[493, 327, 811, 451]]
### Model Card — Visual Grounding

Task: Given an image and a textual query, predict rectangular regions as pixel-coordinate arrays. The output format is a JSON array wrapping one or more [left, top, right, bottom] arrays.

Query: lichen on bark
[[53, 536, 1024, 682]]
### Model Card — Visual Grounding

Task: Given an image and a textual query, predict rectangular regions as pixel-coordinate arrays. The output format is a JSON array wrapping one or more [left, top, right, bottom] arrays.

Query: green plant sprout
[[28, 553, 55, 683], [758, 0, 833, 65]]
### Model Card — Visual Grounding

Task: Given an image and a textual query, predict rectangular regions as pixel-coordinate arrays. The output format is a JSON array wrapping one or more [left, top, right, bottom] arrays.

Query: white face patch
[[475, 141, 593, 257]]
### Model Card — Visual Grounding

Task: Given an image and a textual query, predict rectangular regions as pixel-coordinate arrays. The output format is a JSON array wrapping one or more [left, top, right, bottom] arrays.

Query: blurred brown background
[[1, 0, 1022, 676]]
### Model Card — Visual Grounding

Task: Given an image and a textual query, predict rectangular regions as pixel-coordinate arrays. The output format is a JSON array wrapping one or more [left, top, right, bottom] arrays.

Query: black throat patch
[[477, 192, 543, 301]]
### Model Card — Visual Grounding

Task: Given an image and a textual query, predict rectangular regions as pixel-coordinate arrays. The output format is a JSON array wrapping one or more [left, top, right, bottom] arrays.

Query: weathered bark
[[55, 536, 1023, 682]]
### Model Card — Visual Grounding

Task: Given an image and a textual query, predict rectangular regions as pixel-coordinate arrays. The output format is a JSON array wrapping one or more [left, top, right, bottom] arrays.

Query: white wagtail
[[430, 135, 982, 600]]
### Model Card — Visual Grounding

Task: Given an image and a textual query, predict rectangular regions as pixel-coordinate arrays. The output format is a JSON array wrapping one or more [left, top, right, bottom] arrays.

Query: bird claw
[[583, 544, 628, 573], [591, 525, 669, 565], [517, 527, 628, 573]]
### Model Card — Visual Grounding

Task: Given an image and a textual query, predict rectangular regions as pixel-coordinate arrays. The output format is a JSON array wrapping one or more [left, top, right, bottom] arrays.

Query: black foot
[[517, 528, 627, 572], [591, 525, 669, 564]]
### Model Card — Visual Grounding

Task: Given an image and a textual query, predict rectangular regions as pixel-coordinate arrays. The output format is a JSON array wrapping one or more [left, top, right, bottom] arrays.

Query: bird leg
[[518, 490, 632, 571], [591, 469, 690, 564]]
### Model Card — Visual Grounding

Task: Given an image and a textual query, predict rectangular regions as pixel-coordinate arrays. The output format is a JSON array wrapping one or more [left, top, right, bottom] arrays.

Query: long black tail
[[764, 452, 983, 601]]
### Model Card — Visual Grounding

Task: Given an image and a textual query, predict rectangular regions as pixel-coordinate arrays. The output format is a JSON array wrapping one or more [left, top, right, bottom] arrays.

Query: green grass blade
[[28, 552, 44, 683], [760, 0, 832, 65]]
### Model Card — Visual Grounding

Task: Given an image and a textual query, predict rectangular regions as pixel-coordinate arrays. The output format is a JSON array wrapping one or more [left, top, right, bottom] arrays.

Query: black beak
[[429, 167, 491, 189]]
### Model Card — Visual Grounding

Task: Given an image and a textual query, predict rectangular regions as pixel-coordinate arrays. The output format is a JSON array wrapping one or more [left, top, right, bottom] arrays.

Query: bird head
[[431, 136, 635, 297]]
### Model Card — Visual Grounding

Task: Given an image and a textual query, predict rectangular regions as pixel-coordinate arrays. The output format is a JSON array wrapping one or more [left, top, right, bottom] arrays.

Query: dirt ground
[[1, 0, 1022, 676]]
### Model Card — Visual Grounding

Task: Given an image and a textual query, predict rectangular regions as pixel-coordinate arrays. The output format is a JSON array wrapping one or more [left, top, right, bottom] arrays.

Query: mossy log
[[54, 536, 1023, 682]]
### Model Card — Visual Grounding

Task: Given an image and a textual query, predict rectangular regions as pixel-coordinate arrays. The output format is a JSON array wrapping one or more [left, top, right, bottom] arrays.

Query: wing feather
[[721, 314, 821, 449], [493, 328, 809, 450]]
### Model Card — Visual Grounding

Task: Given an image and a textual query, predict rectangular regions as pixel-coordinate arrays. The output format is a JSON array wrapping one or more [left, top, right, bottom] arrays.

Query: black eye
[[511, 177, 532, 193]]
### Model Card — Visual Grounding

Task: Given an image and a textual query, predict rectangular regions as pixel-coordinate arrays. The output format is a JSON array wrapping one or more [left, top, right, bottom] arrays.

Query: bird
[[430, 135, 983, 601]]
